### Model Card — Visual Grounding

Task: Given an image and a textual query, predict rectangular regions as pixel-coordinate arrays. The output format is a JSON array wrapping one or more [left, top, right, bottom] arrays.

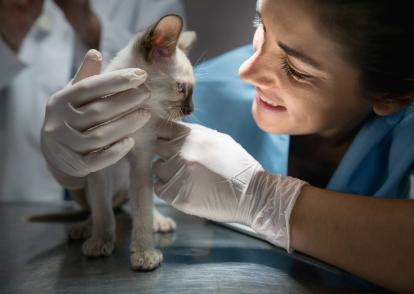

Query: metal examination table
[[0, 202, 383, 293]]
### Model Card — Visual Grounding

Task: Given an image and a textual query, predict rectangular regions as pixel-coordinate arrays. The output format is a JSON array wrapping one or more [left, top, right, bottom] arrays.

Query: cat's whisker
[[194, 66, 207, 74], [195, 73, 209, 78], [193, 50, 208, 69], [178, 109, 184, 119], [164, 109, 177, 123], [194, 70, 208, 75], [157, 117, 172, 129], [194, 75, 209, 81], [194, 69, 209, 80]]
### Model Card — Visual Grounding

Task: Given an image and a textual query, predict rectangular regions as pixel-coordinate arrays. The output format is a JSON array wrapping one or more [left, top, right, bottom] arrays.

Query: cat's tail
[[27, 191, 129, 223], [27, 210, 90, 223]]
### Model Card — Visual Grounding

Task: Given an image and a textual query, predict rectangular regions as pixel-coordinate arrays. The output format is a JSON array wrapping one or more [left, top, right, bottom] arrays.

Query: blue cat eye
[[177, 82, 186, 94]]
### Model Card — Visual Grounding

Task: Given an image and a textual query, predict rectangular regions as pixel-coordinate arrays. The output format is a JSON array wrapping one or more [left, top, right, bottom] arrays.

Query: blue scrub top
[[186, 45, 414, 199]]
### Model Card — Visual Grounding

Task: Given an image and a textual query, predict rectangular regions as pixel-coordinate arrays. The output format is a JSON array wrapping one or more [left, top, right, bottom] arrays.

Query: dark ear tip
[[161, 14, 183, 22], [157, 14, 183, 31], [141, 14, 185, 62]]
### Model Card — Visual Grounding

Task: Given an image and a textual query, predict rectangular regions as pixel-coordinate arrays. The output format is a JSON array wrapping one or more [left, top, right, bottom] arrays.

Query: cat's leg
[[82, 169, 116, 257], [153, 206, 176, 233], [128, 151, 163, 271], [69, 218, 92, 240]]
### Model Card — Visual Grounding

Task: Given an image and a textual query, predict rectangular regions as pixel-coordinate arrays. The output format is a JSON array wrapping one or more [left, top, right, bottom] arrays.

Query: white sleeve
[[0, 38, 26, 90], [409, 172, 414, 199]]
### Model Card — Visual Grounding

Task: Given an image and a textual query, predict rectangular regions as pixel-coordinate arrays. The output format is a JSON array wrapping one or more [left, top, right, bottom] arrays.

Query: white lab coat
[[0, 0, 185, 203]]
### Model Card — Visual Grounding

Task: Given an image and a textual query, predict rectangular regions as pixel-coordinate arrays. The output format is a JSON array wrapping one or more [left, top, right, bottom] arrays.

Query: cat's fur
[[70, 15, 195, 271]]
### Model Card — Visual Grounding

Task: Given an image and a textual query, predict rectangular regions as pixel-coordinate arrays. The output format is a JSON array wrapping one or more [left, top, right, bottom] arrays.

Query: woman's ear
[[372, 95, 413, 116], [373, 102, 405, 116]]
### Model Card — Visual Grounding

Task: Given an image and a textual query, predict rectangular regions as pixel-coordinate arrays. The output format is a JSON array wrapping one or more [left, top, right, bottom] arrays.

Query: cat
[[66, 14, 196, 271]]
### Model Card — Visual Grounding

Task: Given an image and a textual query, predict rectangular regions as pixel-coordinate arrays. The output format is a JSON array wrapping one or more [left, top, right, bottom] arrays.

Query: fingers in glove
[[67, 87, 150, 131], [155, 133, 188, 160], [72, 49, 102, 84], [82, 137, 135, 173], [154, 164, 188, 204], [152, 156, 184, 183], [58, 109, 151, 153], [59, 68, 147, 107]]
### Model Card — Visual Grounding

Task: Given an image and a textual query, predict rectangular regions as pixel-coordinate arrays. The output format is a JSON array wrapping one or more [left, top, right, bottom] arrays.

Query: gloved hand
[[153, 121, 308, 251], [41, 49, 151, 188]]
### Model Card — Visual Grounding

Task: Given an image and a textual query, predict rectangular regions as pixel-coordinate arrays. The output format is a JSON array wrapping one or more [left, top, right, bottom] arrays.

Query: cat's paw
[[69, 221, 92, 241], [153, 215, 176, 233], [130, 249, 163, 271], [82, 236, 115, 257]]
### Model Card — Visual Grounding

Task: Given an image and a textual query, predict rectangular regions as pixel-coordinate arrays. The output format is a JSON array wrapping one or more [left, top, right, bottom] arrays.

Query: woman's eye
[[281, 57, 313, 82], [177, 82, 186, 94]]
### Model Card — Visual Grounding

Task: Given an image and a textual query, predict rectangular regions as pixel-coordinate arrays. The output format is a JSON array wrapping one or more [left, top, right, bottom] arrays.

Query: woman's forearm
[[290, 185, 414, 292]]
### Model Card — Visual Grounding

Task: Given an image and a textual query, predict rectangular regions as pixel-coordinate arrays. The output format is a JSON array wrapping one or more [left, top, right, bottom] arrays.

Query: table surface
[[0, 202, 381, 293]]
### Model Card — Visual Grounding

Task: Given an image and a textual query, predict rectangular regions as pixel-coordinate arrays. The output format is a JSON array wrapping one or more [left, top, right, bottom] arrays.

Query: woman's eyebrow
[[278, 42, 321, 69]]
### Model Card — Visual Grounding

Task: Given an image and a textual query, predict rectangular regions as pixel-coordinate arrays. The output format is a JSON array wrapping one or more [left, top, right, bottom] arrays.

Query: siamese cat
[[63, 15, 195, 271]]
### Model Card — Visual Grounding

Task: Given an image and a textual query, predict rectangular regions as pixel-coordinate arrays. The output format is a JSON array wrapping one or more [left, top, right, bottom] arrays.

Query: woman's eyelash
[[253, 15, 263, 28], [281, 57, 312, 81]]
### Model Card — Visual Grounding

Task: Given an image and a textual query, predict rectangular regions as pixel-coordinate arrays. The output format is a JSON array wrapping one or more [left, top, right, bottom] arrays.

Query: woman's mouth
[[255, 93, 287, 112]]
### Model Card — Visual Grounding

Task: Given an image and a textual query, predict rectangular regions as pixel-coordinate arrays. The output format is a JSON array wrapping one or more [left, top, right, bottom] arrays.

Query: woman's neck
[[316, 112, 374, 147], [288, 114, 371, 188]]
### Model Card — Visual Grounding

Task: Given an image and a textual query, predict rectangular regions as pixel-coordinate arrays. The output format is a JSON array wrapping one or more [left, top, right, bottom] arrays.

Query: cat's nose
[[181, 99, 194, 115], [181, 106, 193, 115]]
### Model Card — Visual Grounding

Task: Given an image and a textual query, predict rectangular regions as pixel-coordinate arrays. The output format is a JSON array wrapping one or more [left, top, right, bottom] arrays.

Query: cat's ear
[[140, 14, 183, 62], [178, 31, 197, 55]]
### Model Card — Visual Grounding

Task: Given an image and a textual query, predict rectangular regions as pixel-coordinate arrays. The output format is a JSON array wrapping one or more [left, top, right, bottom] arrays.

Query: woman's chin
[[252, 104, 290, 134]]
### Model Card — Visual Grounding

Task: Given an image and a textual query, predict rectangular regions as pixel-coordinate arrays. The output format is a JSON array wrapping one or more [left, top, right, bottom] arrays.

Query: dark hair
[[313, 0, 414, 104]]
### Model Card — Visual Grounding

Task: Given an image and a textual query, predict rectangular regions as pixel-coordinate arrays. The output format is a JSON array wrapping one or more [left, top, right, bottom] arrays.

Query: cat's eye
[[177, 82, 186, 95]]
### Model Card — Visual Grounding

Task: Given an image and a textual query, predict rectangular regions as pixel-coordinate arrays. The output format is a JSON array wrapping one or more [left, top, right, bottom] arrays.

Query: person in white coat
[[0, 0, 185, 202]]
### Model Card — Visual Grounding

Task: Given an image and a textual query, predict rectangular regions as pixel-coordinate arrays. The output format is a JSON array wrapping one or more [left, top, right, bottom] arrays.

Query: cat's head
[[107, 15, 196, 120]]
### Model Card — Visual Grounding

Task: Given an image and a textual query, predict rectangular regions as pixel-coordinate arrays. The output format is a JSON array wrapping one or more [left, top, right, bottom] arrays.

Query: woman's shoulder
[[328, 104, 414, 198]]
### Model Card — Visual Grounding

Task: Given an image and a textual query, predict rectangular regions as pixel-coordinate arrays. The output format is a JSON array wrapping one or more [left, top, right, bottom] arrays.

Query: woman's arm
[[290, 186, 414, 292], [152, 120, 414, 292]]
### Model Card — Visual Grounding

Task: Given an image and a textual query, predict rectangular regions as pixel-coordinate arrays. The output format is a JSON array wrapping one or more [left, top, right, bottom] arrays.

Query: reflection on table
[[0, 202, 381, 293]]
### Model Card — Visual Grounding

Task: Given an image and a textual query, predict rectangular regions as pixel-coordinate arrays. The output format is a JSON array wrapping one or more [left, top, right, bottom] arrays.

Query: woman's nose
[[239, 48, 279, 89]]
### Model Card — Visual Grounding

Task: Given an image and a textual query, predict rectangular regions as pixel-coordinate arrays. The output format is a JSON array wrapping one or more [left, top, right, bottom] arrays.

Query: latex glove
[[153, 121, 308, 251], [41, 49, 151, 187]]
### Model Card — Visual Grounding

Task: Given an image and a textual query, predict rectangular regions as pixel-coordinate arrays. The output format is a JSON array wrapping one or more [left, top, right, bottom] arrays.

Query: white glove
[[153, 121, 308, 252], [41, 49, 151, 188]]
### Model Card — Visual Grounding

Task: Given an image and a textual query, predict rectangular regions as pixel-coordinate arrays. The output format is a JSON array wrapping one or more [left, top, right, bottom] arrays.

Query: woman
[[153, 0, 414, 291], [41, 0, 414, 291]]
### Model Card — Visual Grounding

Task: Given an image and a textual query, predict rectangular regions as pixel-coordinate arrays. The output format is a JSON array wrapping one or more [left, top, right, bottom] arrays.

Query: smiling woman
[[240, 0, 374, 139], [150, 0, 414, 292]]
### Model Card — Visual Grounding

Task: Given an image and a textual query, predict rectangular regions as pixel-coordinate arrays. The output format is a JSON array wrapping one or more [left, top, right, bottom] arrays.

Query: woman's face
[[239, 0, 373, 137]]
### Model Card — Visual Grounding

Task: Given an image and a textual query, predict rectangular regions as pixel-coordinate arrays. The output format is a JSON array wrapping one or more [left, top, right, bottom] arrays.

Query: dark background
[[183, 0, 256, 63]]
